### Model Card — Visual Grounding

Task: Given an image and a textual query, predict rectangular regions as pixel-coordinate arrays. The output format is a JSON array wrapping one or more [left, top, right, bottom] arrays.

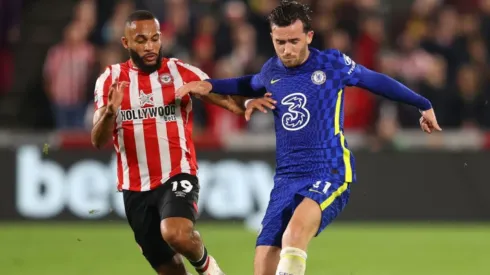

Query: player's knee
[[282, 222, 310, 248], [283, 198, 321, 248], [160, 218, 194, 249]]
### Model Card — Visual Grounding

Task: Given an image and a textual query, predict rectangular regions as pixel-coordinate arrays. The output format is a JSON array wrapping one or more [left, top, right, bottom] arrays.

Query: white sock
[[275, 247, 307, 275]]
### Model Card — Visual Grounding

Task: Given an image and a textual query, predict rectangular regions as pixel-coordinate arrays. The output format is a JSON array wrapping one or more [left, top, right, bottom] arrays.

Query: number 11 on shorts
[[312, 180, 331, 194]]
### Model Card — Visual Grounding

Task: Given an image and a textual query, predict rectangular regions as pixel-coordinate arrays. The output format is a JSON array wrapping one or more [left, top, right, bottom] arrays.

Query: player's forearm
[[356, 67, 432, 110], [229, 95, 248, 114], [205, 75, 266, 97], [91, 108, 115, 149], [200, 94, 246, 115]]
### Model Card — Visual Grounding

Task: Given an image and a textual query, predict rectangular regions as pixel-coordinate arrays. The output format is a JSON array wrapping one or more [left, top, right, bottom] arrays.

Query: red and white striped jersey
[[93, 58, 209, 192]]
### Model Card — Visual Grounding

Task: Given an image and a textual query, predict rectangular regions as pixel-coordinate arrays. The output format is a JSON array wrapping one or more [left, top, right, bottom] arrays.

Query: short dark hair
[[268, 0, 313, 32], [126, 10, 156, 25]]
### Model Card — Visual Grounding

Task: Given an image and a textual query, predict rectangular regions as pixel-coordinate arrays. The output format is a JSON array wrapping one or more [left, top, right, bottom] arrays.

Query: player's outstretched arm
[[355, 66, 431, 110], [206, 75, 267, 97], [354, 66, 442, 132], [199, 94, 248, 115], [176, 75, 267, 98]]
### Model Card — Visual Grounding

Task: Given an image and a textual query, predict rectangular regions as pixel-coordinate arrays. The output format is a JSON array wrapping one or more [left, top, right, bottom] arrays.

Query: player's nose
[[144, 41, 157, 51]]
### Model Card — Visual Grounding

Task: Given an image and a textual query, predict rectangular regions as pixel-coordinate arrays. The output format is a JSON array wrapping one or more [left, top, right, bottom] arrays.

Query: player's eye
[[276, 40, 286, 45]]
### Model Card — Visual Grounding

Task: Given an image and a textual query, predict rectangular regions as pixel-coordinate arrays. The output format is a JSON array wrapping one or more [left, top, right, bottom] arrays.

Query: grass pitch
[[0, 222, 489, 275]]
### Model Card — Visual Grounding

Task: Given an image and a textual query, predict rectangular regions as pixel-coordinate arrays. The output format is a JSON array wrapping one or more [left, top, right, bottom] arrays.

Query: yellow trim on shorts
[[334, 89, 352, 182], [320, 182, 349, 211]]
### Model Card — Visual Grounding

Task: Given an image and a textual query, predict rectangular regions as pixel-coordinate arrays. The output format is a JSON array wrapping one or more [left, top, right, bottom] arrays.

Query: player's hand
[[107, 79, 128, 115], [419, 108, 442, 134], [176, 81, 212, 98], [244, 93, 277, 121]]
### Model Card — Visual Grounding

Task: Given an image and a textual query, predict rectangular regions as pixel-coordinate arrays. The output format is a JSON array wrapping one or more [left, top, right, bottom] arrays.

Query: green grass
[[0, 222, 489, 275]]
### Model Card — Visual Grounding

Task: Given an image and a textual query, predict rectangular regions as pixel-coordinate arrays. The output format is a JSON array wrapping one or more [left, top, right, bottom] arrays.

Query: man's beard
[[129, 48, 163, 74], [281, 46, 308, 68]]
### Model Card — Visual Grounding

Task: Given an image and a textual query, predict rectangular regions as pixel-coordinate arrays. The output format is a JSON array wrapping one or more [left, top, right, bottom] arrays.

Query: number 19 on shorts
[[171, 180, 194, 193]]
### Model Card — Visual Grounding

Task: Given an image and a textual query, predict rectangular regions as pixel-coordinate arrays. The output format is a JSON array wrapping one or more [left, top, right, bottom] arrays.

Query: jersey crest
[[311, 70, 326, 85], [159, 73, 173, 85]]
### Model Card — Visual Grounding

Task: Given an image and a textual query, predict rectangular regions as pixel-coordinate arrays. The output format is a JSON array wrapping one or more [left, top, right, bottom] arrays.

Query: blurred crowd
[[1, 0, 490, 139]]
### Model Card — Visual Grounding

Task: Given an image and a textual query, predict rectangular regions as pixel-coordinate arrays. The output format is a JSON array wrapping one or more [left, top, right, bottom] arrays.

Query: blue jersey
[[207, 47, 431, 183], [205, 47, 432, 246], [253, 48, 361, 183]]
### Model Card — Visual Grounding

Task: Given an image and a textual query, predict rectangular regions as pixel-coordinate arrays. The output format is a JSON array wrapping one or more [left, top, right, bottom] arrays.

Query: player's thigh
[[154, 173, 200, 223], [256, 184, 294, 248], [283, 196, 323, 249], [254, 245, 281, 275], [123, 190, 180, 271], [295, 180, 351, 237]]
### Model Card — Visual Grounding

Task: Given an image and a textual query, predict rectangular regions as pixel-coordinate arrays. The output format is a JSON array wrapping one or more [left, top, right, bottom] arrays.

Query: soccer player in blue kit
[[177, 1, 442, 274]]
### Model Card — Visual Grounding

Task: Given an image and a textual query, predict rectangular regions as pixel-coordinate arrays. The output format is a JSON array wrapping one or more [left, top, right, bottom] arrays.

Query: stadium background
[[0, 0, 489, 274]]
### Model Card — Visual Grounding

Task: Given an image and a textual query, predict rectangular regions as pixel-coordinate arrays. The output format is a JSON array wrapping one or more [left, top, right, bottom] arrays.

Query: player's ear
[[306, 31, 314, 44], [121, 36, 129, 49]]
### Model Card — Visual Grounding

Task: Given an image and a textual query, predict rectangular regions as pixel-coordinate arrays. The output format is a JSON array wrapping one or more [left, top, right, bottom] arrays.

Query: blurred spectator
[[398, 55, 448, 127], [249, 0, 279, 61], [98, 43, 125, 73], [4, 0, 489, 138], [203, 58, 248, 137], [420, 6, 462, 81], [101, 0, 134, 45], [0, 47, 13, 95], [43, 21, 96, 130], [0, 0, 22, 95], [445, 64, 490, 128], [481, 0, 490, 50], [162, 0, 192, 61], [74, 0, 97, 32], [325, 28, 352, 55], [354, 12, 384, 70]]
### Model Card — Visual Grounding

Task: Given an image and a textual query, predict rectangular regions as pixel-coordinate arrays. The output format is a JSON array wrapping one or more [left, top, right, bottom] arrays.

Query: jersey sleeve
[[250, 73, 266, 92], [252, 61, 269, 92], [93, 66, 113, 111], [328, 49, 362, 87], [173, 59, 210, 82], [204, 59, 269, 97]]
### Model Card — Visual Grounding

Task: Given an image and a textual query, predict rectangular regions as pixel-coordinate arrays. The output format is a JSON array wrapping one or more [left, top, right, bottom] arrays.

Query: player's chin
[[143, 60, 157, 66], [281, 58, 299, 67]]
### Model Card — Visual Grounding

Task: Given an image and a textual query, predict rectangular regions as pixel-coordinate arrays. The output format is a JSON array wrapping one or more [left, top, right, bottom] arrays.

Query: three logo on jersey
[[274, 52, 356, 132], [281, 93, 310, 131], [275, 70, 326, 131]]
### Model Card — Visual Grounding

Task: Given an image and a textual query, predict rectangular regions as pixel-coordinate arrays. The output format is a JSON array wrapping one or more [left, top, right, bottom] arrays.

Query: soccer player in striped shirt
[[91, 10, 245, 275], [176, 1, 442, 275]]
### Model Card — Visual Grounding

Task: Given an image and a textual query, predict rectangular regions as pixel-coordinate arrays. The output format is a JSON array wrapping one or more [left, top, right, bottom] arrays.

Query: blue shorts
[[256, 177, 351, 247]]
